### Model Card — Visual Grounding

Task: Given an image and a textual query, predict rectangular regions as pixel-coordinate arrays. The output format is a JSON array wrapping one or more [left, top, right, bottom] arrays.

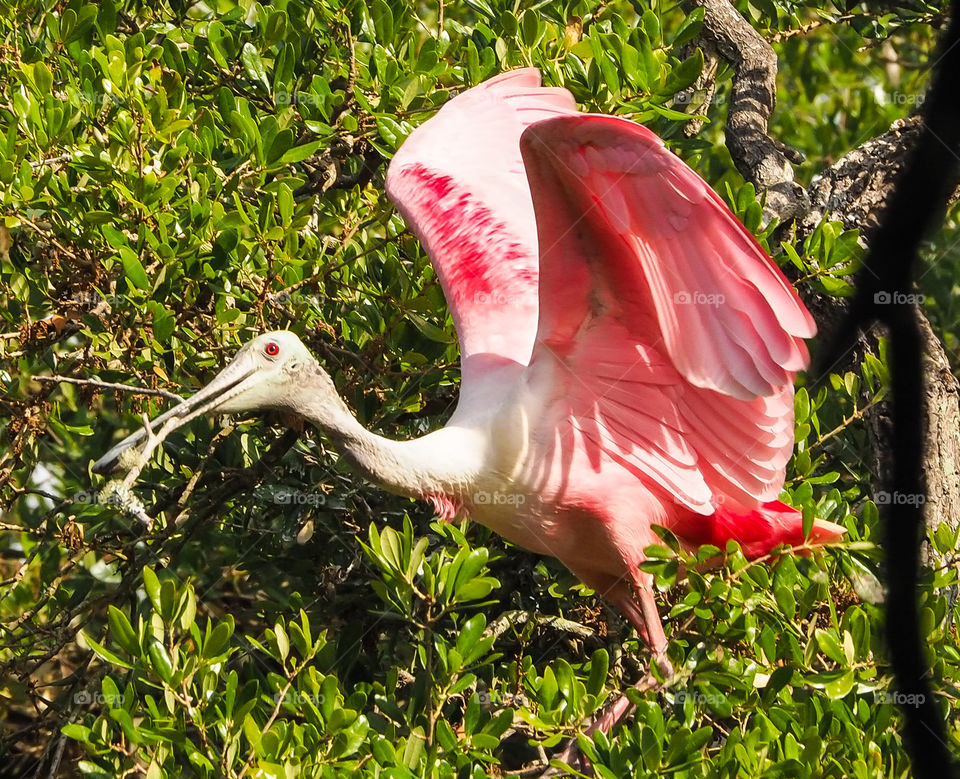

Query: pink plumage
[[386, 69, 578, 379], [384, 68, 843, 711], [96, 68, 845, 755]]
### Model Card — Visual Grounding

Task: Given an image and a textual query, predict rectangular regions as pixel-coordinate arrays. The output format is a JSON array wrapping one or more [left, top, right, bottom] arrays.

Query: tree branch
[[693, 0, 807, 220], [32, 375, 183, 402], [797, 117, 960, 541], [694, 1, 960, 775]]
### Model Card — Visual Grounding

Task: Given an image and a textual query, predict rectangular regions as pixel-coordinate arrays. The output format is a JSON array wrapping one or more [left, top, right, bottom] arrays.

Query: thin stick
[[33, 375, 182, 402], [119, 412, 187, 491]]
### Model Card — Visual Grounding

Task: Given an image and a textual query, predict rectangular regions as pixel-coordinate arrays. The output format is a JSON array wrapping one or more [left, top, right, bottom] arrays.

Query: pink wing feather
[[520, 114, 816, 510], [522, 115, 814, 400], [385, 69, 577, 375]]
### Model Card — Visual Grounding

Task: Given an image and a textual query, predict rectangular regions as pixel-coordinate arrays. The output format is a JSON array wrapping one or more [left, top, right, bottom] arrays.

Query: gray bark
[[695, 0, 960, 537]]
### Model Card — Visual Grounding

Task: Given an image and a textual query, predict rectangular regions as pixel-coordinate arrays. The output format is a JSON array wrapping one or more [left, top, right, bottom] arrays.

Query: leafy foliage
[[1, 0, 957, 776]]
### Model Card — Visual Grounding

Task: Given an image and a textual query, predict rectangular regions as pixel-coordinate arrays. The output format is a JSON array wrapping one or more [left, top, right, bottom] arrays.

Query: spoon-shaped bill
[[91, 354, 260, 474]]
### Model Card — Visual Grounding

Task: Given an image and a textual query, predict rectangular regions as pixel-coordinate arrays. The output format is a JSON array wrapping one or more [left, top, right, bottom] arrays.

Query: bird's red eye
[[265, 342, 280, 357]]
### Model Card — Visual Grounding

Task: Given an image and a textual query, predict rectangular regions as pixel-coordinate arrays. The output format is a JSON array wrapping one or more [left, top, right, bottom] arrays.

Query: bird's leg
[[630, 579, 674, 678], [549, 575, 674, 774]]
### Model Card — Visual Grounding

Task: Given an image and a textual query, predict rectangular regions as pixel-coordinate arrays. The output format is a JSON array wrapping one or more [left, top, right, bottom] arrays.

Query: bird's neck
[[298, 392, 481, 506]]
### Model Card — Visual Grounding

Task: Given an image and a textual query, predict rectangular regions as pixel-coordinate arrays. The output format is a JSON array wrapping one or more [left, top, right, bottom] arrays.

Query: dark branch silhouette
[[816, 1, 960, 774]]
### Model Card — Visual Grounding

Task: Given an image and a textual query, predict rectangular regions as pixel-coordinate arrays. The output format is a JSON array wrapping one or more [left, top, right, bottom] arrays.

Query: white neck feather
[[300, 391, 485, 501], [297, 356, 528, 505]]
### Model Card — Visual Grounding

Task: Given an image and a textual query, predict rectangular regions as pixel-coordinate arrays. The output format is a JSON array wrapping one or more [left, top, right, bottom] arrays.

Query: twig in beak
[[119, 411, 193, 492]]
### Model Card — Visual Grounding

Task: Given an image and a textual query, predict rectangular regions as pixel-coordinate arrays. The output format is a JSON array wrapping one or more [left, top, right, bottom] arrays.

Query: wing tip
[[483, 67, 542, 89], [521, 113, 664, 148]]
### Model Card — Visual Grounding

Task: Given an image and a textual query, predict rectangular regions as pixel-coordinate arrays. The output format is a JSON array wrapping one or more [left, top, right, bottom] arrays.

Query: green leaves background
[[0, 0, 957, 776]]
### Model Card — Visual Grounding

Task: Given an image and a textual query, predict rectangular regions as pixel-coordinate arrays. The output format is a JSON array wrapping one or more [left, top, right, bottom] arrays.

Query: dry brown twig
[[32, 375, 182, 402]]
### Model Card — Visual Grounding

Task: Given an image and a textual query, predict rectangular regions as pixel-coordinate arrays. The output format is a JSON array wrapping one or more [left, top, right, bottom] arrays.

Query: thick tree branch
[[796, 117, 960, 540], [696, 1, 960, 775], [294, 140, 384, 199], [693, 0, 807, 220], [799, 117, 926, 236], [797, 119, 960, 541]]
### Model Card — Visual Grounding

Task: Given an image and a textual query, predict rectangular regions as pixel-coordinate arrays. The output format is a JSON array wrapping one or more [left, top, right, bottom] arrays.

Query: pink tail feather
[[677, 500, 845, 559]]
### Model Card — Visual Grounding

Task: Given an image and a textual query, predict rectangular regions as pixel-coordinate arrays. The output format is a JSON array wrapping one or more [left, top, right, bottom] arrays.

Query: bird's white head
[[210, 330, 324, 414], [92, 330, 342, 473]]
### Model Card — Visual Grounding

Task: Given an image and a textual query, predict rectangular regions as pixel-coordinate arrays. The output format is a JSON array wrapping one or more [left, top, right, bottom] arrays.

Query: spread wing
[[520, 115, 814, 510], [385, 69, 577, 376]]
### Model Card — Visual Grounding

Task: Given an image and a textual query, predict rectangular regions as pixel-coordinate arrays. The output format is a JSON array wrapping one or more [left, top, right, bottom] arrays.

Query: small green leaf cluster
[[69, 567, 371, 776]]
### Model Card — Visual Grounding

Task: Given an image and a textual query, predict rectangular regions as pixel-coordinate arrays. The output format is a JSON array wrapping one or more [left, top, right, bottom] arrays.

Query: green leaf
[[407, 536, 428, 580], [816, 629, 846, 664], [586, 648, 609, 698], [453, 548, 489, 594], [402, 726, 425, 768], [279, 140, 322, 165], [206, 22, 230, 69], [641, 725, 663, 772], [107, 606, 139, 656], [650, 104, 700, 122], [101, 224, 128, 249], [83, 632, 133, 669], [674, 8, 705, 47], [119, 247, 149, 290], [147, 638, 174, 683], [241, 42, 269, 91], [540, 666, 558, 709], [158, 579, 176, 622], [774, 583, 796, 620], [143, 566, 162, 614], [463, 0, 495, 19], [407, 312, 453, 343], [266, 128, 294, 165], [824, 670, 855, 699], [148, 302, 175, 342], [62, 723, 93, 742], [670, 49, 704, 93], [77, 761, 113, 777], [455, 614, 486, 657], [375, 114, 408, 150], [203, 616, 234, 658], [370, 0, 395, 42], [379, 525, 402, 570], [642, 11, 661, 44], [109, 707, 141, 744], [521, 11, 541, 48], [597, 51, 620, 95], [274, 621, 290, 662], [178, 586, 197, 631], [454, 576, 497, 602], [32, 62, 53, 95], [95, 0, 116, 36], [243, 714, 262, 749], [65, 5, 97, 44]]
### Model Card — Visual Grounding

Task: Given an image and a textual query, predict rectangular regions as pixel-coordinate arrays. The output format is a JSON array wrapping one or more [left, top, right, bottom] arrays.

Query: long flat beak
[[92, 352, 259, 474]]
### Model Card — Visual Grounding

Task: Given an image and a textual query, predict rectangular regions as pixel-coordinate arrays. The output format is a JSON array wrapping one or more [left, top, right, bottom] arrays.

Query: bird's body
[[94, 68, 844, 729], [376, 68, 843, 652]]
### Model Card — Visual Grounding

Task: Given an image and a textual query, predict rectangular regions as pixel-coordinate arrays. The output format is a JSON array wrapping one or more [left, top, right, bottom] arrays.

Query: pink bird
[[95, 68, 844, 746]]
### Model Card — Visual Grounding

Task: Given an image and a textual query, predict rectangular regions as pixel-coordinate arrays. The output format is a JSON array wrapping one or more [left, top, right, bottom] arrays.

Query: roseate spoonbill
[[94, 68, 843, 741]]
